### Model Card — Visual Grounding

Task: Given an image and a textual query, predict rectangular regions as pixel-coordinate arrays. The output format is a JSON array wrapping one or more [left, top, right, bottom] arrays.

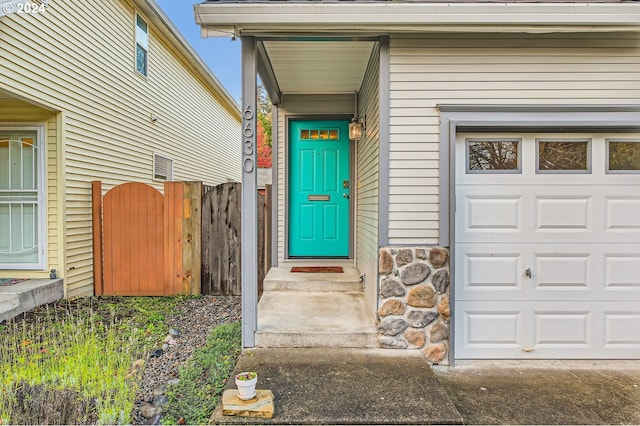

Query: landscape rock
[[377, 318, 408, 336], [401, 263, 431, 285], [151, 384, 167, 397], [378, 336, 409, 349], [429, 248, 448, 269], [432, 270, 450, 294], [437, 295, 450, 321], [150, 349, 163, 358], [430, 322, 448, 343], [423, 343, 447, 363], [395, 249, 413, 267], [152, 395, 168, 407], [379, 249, 394, 274], [404, 329, 426, 347], [168, 328, 181, 337], [407, 310, 438, 328], [378, 299, 405, 317], [140, 404, 162, 418], [379, 278, 406, 298], [407, 285, 437, 308]]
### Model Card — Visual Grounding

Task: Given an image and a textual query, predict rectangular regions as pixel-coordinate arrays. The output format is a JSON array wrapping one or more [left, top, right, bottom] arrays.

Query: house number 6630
[[243, 105, 255, 173]]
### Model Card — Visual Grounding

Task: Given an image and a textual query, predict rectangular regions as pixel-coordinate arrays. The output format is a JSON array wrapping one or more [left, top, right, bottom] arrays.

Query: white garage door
[[454, 132, 640, 359]]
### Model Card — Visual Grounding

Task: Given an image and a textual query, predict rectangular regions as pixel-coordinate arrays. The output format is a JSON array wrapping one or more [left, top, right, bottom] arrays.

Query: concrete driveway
[[434, 361, 640, 425], [212, 348, 639, 425]]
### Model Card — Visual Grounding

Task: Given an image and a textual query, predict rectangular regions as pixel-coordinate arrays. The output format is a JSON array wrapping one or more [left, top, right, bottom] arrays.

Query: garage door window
[[466, 139, 520, 173], [537, 139, 591, 173], [607, 140, 640, 173]]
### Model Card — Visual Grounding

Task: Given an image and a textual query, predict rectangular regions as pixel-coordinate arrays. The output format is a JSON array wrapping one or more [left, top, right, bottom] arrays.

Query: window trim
[[153, 152, 173, 182], [535, 138, 592, 174], [0, 124, 47, 270], [135, 12, 149, 77], [606, 138, 640, 174]]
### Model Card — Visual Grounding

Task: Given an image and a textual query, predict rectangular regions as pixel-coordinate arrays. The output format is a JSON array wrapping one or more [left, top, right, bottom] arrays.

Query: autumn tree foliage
[[257, 119, 272, 168], [256, 85, 272, 168]]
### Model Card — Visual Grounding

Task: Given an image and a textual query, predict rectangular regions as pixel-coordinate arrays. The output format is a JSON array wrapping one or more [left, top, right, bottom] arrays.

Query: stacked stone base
[[378, 247, 450, 364]]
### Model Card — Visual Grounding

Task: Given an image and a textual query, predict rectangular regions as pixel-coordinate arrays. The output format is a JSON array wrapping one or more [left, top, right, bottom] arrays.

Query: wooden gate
[[201, 183, 271, 295], [92, 181, 201, 296]]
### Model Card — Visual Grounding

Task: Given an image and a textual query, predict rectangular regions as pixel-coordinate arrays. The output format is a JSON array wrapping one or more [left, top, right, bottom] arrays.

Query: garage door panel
[[536, 196, 591, 231], [534, 311, 591, 348], [456, 302, 640, 359], [457, 187, 640, 244], [457, 244, 640, 301], [465, 196, 523, 232], [534, 254, 591, 290], [605, 255, 640, 290], [604, 312, 640, 349], [605, 196, 640, 232]]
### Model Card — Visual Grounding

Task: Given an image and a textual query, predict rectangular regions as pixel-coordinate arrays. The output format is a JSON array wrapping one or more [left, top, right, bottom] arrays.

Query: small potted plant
[[235, 371, 258, 400]]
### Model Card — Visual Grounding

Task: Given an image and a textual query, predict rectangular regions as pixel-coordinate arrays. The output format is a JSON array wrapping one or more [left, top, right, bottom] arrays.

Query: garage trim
[[438, 105, 640, 364]]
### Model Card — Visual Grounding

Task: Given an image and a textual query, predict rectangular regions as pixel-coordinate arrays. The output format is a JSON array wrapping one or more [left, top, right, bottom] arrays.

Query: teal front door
[[289, 120, 350, 257]]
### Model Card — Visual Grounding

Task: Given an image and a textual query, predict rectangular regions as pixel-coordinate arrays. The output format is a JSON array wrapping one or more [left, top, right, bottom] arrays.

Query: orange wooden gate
[[92, 181, 201, 296]]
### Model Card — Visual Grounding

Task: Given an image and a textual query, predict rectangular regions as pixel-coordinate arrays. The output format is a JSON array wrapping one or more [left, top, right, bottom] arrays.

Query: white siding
[[0, 0, 241, 296], [389, 32, 640, 245], [356, 44, 380, 315], [276, 93, 354, 263]]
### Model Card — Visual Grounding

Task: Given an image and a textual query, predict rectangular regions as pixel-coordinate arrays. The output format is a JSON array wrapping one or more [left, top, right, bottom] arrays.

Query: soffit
[[262, 40, 375, 94]]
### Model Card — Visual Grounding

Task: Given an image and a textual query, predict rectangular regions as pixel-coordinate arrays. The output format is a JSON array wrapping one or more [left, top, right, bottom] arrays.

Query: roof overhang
[[195, 2, 640, 37]]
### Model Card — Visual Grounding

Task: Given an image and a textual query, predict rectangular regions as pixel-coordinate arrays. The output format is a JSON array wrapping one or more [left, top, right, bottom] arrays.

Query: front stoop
[[256, 268, 378, 348], [0, 279, 64, 323]]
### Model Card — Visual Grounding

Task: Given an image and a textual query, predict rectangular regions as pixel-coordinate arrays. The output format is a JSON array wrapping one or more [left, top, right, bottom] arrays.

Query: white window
[[0, 128, 45, 269], [153, 153, 173, 181], [135, 13, 149, 76]]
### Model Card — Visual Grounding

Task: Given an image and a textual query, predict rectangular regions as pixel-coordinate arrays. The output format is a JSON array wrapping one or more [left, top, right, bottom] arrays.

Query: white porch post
[[241, 36, 258, 348]]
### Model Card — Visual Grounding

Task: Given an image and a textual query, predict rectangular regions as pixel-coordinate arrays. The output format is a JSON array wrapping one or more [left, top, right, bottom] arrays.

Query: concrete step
[[0, 279, 64, 323], [255, 290, 379, 348], [263, 267, 363, 292]]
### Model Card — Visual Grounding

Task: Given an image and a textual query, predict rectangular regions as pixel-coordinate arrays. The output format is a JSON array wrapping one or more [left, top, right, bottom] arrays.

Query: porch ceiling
[[262, 41, 375, 94]]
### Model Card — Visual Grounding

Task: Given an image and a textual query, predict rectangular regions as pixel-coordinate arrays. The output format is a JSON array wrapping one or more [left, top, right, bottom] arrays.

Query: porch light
[[349, 116, 365, 141]]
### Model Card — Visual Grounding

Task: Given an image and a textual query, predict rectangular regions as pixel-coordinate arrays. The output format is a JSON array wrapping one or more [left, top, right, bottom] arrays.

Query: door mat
[[0, 278, 27, 286], [291, 266, 343, 273]]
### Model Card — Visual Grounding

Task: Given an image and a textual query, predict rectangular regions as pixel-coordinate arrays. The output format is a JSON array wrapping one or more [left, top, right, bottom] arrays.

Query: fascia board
[[194, 3, 640, 31]]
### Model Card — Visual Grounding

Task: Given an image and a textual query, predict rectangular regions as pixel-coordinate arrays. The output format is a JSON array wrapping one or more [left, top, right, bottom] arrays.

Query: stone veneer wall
[[378, 247, 450, 364]]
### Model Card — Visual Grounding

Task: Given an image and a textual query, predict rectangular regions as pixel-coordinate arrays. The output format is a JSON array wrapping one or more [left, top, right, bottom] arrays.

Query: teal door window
[[289, 120, 350, 257]]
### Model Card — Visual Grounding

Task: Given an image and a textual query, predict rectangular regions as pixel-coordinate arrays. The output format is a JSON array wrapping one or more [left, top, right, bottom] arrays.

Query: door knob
[[343, 193, 349, 199]]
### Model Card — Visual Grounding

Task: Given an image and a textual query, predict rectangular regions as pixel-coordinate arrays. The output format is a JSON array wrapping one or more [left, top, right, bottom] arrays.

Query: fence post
[[164, 182, 184, 296], [91, 181, 103, 295], [182, 182, 202, 295]]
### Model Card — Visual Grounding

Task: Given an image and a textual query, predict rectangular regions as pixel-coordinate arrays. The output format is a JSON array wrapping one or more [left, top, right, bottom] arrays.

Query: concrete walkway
[[434, 361, 640, 425], [210, 348, 464, 425]]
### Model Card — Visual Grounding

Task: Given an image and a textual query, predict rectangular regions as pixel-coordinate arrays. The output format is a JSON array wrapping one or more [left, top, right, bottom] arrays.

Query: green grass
[[161, 322, 242, 425], [0, 297, 181, 425]]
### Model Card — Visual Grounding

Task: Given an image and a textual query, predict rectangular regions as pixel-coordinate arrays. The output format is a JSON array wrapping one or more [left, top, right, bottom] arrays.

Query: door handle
[[525, 268, 532, 279], [342, 193, 349, 199]]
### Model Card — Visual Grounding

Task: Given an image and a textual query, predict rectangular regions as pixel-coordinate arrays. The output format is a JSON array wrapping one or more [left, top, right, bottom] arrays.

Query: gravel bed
[[132, 295, 241, 425]]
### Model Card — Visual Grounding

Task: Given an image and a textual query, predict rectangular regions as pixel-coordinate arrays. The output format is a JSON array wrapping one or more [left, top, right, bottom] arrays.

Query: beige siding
[[356, 44, 380, 315], [0, 102, 61, 280], [389, 32, 640, 245], [276, 93, 354, 263], [0, 0, 241, 296]]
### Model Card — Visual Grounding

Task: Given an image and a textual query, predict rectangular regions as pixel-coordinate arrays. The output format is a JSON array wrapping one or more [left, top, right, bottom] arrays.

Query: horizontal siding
[[357, 43, 380, 316], [0, 0, 241, 296], [276, 93, 354, 263], [388, 32, 640, 245]]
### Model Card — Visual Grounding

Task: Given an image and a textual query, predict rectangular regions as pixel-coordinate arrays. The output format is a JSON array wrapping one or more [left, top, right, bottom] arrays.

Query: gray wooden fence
[[201, 183, 270, 295]]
